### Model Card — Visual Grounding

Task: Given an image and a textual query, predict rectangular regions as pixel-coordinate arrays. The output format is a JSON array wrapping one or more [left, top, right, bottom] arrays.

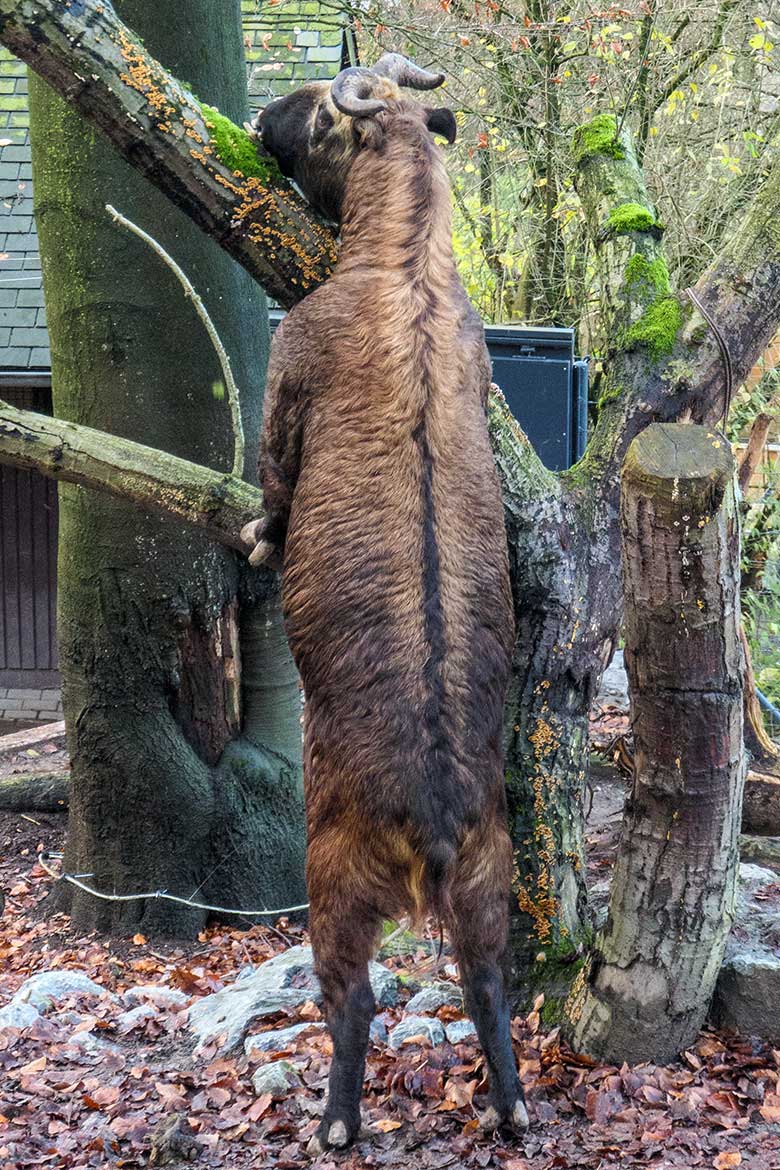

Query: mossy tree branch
[[0, 0, 336, 308], [0, 400, 264, 552], [566, 114, 780, 607], [573, 115, 780, 502]]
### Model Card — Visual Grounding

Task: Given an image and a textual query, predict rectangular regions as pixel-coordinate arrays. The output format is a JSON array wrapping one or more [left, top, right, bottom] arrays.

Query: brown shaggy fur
[[247, 86, 526, 1151]]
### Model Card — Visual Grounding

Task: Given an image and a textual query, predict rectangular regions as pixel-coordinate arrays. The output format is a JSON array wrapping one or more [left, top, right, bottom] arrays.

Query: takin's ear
[[425, 107, 457, 144]]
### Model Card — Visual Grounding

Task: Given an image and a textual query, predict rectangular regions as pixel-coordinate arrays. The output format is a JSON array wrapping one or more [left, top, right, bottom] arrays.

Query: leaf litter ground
[[1, 719, 780, 1168]]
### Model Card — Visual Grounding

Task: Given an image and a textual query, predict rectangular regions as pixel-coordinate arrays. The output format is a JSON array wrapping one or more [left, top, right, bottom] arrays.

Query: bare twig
[[106, 204, 245, 479]]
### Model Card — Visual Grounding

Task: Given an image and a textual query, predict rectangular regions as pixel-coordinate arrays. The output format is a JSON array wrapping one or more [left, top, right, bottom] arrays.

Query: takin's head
[[249, 53, 457, 224]]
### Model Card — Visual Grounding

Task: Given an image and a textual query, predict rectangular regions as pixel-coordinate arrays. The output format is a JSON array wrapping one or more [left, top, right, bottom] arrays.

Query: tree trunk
[[741, 626, 780, 782], [741, 771, 780, 836], [568, 424, 745, 1062], [740, 834, 780, 866], [30, 0, 305, 935]]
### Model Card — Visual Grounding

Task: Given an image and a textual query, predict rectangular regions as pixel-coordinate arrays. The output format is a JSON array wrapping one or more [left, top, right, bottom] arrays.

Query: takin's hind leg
[[306, 846, 382, 1156], [449, 827, 529, 1133]]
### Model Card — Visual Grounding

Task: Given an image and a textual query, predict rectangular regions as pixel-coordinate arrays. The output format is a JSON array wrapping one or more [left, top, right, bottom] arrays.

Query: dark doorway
[[0, 380, 59, 689]]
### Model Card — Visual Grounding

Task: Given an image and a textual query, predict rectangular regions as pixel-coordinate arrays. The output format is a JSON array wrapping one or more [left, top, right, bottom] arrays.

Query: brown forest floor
[[1, 711, 780, 1169]]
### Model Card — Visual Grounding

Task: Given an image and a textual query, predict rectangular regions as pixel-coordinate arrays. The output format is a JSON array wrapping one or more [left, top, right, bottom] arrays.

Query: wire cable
[[37, 852, 309, 917]]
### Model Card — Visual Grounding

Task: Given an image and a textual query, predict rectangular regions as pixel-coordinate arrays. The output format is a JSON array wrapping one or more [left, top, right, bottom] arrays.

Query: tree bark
[[30, 0, 304, 936], [0, 400, 264, 553], [0, 0, 335, 309], [738, 412, 773, 494], [740, 626, 780, 789], [568, 424, 745, 1063], [498, 113, 780, 1001]]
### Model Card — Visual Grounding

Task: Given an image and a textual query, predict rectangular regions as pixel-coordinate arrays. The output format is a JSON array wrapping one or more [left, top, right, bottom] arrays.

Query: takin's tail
[[419, 837, 457, 941]]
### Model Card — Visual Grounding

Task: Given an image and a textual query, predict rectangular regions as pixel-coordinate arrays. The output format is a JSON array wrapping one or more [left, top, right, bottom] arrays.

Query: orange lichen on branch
[[114, 25, 336, 297], [516, 707, 563, 944], [564, 959, 589, 1025], [118, 27, 172, 120]]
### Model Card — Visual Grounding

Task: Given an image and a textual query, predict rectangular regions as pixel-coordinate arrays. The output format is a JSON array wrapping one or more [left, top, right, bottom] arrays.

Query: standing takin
[[241, 53, 528, 1154]]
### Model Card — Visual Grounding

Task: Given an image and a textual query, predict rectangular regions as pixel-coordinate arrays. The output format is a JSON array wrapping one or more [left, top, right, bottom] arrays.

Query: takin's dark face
[[254, 80, 456, 225]]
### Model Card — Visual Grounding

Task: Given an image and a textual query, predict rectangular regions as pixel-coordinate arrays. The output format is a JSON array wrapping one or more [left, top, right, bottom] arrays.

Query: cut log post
[[568, 423, 745, 1063], [742, 770, 780, 836]]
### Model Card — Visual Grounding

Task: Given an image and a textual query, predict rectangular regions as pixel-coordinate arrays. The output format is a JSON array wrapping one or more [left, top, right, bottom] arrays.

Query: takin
[[241, 53, 528, 1154]]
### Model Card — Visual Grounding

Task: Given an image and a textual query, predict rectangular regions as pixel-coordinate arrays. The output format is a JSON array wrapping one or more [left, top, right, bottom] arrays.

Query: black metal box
[[485, 325, 588, 471]]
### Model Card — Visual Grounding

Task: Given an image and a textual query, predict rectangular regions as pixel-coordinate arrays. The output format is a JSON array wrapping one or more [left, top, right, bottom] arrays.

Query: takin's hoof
[[239, 520, 281, 570], [306, 1118, 355, 1157], [479, 1097, 530, 1133]]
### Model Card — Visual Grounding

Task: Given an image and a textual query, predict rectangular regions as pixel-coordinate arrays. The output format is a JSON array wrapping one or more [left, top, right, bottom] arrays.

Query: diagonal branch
[[571, 115, 780, 501], [0, 0, 336, 308], [0, 400, 264, 552], [563, 114, 780, 656]]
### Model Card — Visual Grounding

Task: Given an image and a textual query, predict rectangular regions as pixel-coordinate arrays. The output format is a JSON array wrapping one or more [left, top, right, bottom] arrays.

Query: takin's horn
[[331, 67, 388, 117], [371, 53, 446, 90]]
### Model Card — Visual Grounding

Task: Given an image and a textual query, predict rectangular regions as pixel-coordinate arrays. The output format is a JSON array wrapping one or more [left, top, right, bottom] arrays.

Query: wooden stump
[[568, 423, 745, 1063]]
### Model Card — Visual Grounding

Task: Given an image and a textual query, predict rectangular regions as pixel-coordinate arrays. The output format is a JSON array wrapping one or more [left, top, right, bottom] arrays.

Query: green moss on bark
[[624, 295, 683, 359], [572, 114, 625, 164], [200, 103, 276, 181], [525, 933, 590, 1021], [624, 253, 671, 296], [606, 202, 659, 236], [596, 382, 624, 411]]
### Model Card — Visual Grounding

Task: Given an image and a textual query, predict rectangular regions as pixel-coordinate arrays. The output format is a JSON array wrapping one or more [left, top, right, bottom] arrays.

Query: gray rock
[[713, 952, 780, 1042], [596, 649, 629, 710], [0, 1001, 40, 1031], [117, 1004, 156, 1031], [66, 1030, 118, 1055], [370, 1017, 388, 1045], [370, 962, 399, 1007], [188, 945, 397, 1053], [444, 1018, 478, 1045], [11, 971, 114, 1013], [406, 982, 462, 1014], [123, 984, 189, 1010], [711, 862, 780, 1043], [737, 863, 777, 894], [236, 945, 320, 993], [189, 987, 309, 1054], [378, 928, 425, 959], [388, 1016, 446, 1049], [251, 1060, 301, 1096], [244, 1021, 326, 1059]]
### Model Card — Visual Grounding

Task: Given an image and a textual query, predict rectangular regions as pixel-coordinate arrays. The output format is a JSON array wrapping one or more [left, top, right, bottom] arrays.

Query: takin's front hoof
[[239, 520, 281, 570], [306, 1118, 355, 1157], [479, 1097, 530, 1133]]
